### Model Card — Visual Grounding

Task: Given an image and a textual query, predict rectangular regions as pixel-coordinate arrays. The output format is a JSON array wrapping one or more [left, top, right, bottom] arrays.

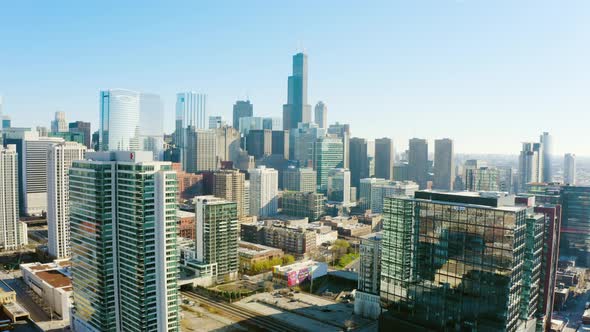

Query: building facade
[[408, 138, 429, 189], [327, 168, 351, 205], [380, 191, 547, 331], [213, 169, 246, 218], [68, 121, 92, 149], [249, 166, 278, 217], [176, 92, 207, 168], [70, 151, 179, 332], [374, 138, 394, 180], [232, 100, 253, 130], [0, 145, 27, 250], [283, 52, 312, 130], [282, 167, 317, 192], [195, 196, 239, 282], [47, 141, 86, 259], [349, 137, 369, 192], [314, 101, 327, 129], [314, 136, 344, 191], [185, 128, 217, 172], [433, 138, 454, 191], [281, 191, 325, 221], [518, 142, 543, 193], [564, 153, 576, 185]]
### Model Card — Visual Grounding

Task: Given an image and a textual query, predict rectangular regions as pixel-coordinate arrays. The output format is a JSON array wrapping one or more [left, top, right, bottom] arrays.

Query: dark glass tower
[[283, 53, 311, 130]]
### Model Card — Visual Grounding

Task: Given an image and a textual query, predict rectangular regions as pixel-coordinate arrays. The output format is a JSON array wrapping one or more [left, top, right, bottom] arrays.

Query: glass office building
[[380, 191, 546, 331]]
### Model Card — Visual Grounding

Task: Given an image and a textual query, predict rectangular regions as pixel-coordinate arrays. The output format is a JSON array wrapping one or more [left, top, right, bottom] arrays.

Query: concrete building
[[238, 241, 284, 272], [314, 136, 344, 191], [289, 122, 325, 167], [281, 191, 325, 221], [355, 233, 382, 319], [21, 260, 73, 321], [23, 136, 65, 216], [232, 100, 253, 130], [359, 178, 418, 213], [374, 138, 394, 180], [327, 168, 351, 205], [208, 115, 225, 129], [215, 126, 241, 165], [47, 141, 86, 259], [185, 128, 217, 172], [240, 221, 317, 256], [68, 121, 92, 149], [564, 153, 576, 185], [213, 169, 246, 218], [433, 138, 454, 191], [51, 111, 68, 133], [0, 145, 27, 250], [283, 167, 317, 192], [195, 196, 239, 282], [177, 210, 195, 240], [283, 52, 312, 130], [408, 138, 429, 189], [314, 101, 327, 129], [69, 151, 179, 332], [249, 166, 278, 217], [271, 130, 289, 160], [172, 163, 204, 201]]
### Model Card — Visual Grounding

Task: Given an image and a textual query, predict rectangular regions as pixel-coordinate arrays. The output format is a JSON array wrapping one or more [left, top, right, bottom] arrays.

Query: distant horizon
[[1, 1, 589, 155]]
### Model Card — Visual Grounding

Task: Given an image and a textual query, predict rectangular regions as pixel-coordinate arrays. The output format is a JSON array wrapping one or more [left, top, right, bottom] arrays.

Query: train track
[[181, 291, 302, 332]]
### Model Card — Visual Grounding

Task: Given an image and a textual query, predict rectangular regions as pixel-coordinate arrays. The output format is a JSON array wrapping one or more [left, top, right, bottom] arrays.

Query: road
[[182, 290, 302, 332]]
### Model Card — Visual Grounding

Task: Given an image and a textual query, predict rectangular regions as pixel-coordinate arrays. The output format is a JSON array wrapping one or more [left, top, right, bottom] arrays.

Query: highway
[[182, 291, 302, 332]]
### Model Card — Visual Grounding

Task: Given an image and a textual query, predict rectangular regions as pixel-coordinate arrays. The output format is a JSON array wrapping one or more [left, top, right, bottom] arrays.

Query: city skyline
[[1, 1, 590, 155]]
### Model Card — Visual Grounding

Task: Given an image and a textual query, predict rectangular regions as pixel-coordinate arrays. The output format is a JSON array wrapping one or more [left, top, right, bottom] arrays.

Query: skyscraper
[[185, 128, 217, 172], [248, 166, 278, 217], [374, 138, 394, 180], [208, 115, 225, 129], [408, 138, 429, 189], [99, 89, 141, 151], [349, 137, 369, 192], [283, 52, 311, 130], [176, 92, 207, 167], [139, 93, 165, 159], [47, 141, 86, 259], [0, 145, 27, 250], [70, 151, 179, 332], [68, 121, 92, 149], [245, 129, 272, 159], [518, 142, 543, 193], [51, 111, 68, 133], [540, 132, 553, 183], [213, 169, 246, 218], [433, 138, 454, 191], [327, 168, 351, 205], [282, 167, 317, 192], [380, 191, 548, 331], [564, 153, 576, 185], [23, 136, 65, 216], [314, 101, 327, 129], [232, 100, 253, 130], [194, 196, 239, 282], [314, 136, 344, 191]]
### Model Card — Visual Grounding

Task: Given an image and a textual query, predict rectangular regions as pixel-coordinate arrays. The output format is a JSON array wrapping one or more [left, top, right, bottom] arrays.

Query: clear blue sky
[[1, 1, 589, 155]]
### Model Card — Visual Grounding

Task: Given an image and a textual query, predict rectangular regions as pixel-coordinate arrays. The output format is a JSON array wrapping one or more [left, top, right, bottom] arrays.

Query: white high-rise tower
[[0, 145, 27, 250], [47, 141, 86, 259], [248, 166, 278, 217]]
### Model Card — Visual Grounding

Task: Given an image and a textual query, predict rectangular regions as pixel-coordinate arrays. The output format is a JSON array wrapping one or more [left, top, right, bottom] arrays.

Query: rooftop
[[36, 270, 72, 289], [177, 210, 195, 218]]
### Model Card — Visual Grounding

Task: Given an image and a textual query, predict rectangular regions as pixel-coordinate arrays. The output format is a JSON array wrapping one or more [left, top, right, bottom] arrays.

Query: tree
[[331, 240, 350, 260], [282, 254, 295, 265]]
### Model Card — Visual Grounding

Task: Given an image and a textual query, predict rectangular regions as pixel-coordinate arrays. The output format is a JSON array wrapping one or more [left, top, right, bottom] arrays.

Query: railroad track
[[182, 291, 302, 332]]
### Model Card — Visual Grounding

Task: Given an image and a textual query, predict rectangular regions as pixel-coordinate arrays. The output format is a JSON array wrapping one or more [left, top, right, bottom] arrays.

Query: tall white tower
[[248, 166, 278, 217], [0, 145, 27, 250], [47, 141, 86, 259]]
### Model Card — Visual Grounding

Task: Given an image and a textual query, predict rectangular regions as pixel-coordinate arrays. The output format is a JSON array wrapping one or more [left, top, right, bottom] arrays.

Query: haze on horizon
[[1, 1, 589, 155]]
